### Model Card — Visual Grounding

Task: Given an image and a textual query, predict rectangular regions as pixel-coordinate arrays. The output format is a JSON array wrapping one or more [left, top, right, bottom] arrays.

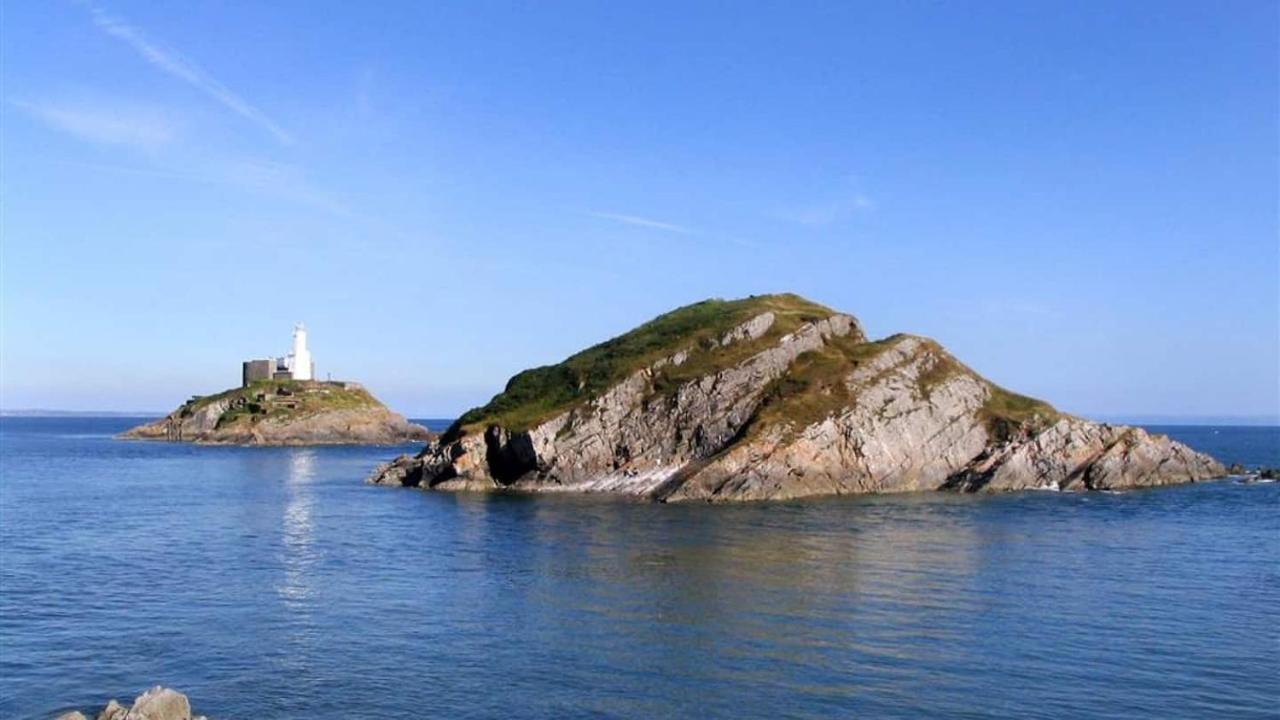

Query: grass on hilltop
[[445, 292, 1063, 444], [175, 380, 378, 430], [447, 294, 843, 438]]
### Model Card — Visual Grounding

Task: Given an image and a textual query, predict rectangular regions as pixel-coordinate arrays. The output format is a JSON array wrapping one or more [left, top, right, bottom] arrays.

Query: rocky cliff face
[[370, 295, 1222, 501], [121, 380, 430, 446]]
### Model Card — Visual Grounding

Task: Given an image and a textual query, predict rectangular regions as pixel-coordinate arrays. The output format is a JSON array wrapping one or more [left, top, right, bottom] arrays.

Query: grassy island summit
[[372, 294, 1223, 501], [120, 380, 430, 446]]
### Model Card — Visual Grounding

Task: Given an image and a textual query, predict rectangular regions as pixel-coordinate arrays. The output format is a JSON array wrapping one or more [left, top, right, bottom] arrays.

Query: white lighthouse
[[289, 323, 314, 381], [241, 324, 319, 386]]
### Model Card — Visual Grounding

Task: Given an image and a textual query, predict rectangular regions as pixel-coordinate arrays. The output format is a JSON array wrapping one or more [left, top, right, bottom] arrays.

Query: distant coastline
[[4, 409, 1277, 427], [0, 409, 166, 418], [1091, 415, 1280, 427]]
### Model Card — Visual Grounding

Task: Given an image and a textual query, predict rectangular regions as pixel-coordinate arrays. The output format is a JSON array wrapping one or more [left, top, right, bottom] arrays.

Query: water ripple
[[1, 418, 1277, 719]]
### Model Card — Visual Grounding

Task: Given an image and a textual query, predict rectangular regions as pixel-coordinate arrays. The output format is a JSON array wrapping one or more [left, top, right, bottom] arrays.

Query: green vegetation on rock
[[748, 334, 896, 437], [906, 338, 1062, 439], [446, 292, 1064, 446], [448, 294, 841, 438], [189, 380, 378, 430], [978, 384, 1061, 440]]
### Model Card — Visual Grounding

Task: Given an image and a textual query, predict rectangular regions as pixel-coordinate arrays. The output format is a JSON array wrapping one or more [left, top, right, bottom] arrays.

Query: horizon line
[[3, 409, 1278, 427]]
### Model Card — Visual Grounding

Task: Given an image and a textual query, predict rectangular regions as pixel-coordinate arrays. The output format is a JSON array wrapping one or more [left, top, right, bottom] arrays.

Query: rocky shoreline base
[[56, 687, 204, 720]]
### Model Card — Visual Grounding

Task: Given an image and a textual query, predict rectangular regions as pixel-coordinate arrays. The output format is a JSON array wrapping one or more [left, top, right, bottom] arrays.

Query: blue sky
[[2, 1, 1277, 421]]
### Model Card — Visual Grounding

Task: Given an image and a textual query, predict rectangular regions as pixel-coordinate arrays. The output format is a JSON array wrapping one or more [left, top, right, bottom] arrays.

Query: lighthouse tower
[[290, 323, 314, 381]]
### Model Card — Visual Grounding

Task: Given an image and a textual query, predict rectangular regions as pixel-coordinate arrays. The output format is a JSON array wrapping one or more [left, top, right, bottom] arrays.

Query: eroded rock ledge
[[369, 295, 1223, 501]]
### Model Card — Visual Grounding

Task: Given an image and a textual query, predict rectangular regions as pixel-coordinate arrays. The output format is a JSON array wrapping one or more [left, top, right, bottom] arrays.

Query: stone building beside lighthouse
[[242, 324, 316, 386]]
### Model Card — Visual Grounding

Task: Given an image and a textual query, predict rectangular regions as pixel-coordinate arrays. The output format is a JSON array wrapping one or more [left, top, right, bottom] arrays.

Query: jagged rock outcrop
[[369, 294, 1223, 501], [121, 380, 430, 446], [56, 686, 205, 720]]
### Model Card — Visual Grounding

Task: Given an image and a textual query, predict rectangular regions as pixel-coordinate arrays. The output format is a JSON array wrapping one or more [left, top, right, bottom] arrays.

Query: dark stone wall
[[242, 359, 274, 386]]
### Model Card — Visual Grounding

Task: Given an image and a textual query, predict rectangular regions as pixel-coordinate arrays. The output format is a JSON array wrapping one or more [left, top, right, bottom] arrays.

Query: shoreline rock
[[56, 686, 204, 720], [1228, 464, 1279, 483]]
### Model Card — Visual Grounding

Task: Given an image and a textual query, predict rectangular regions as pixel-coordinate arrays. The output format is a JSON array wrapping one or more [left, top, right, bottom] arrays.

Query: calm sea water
[[1, 418, 1277, 719]]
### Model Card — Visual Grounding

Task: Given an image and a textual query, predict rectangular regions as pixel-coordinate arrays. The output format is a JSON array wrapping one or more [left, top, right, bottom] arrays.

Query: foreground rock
[[370, 294, 1224, 501], [121, 380, 430, 446], [56, 686, 205, 720]]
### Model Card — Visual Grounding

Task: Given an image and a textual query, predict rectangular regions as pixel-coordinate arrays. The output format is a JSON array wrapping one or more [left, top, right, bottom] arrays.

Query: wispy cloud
[[214, 157, 351, 215], [784, 192, 874, 227], [779, 175, 876, 227], [590, 211, 695, 235], [11, 99, 176, 150], [49, 156, 352, 218], [83, 2, 294, 145]]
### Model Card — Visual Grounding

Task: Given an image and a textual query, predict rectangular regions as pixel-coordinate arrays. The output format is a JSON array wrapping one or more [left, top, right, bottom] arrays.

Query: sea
[[1, 418, 1276, 719]]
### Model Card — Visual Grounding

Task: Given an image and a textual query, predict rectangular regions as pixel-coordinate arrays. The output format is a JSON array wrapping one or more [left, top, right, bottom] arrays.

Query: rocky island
[[371, 294, 1223, 501], [121, 380, 430, 446]]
